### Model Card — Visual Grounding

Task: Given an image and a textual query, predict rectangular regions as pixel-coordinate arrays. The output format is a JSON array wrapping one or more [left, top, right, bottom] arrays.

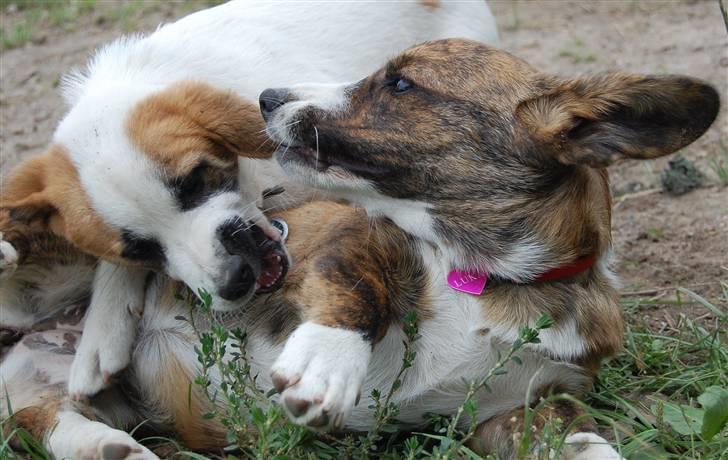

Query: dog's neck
[[353, 168, 611, 284]]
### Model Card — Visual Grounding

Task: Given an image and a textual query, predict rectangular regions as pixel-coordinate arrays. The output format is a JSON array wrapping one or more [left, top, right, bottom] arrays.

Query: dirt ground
[[1, 0, 726, 316]]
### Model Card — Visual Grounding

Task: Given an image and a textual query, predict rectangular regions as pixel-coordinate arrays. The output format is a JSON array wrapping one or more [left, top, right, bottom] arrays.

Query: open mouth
[[255, 241, 289, 293], [278, 145, 391, 177]]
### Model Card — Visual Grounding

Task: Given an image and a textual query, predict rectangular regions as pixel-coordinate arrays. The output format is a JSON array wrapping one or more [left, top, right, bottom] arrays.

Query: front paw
[[271, 322, 371, 430], [68, 317, 137, 398], [0, 232, 19, 281], [68, 263, 146, 398]]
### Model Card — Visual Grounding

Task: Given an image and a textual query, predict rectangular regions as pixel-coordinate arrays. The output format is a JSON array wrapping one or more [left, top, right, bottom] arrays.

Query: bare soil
[[1, 0, 726, 315]]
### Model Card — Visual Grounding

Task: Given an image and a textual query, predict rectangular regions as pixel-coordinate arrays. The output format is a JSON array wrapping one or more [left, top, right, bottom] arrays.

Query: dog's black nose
[[259, 88, 289, 120], [219, 255, 256, 301]]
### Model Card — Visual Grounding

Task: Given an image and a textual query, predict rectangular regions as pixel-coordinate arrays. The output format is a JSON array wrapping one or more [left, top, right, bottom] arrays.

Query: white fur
[[68, 262, 148, 397], [48, 410, 159, 460], [271, 322, 370, 427], [563, 432, 624, 459]]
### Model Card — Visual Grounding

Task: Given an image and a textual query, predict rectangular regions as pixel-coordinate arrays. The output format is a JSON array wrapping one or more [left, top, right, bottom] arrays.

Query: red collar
[[531, 255, 597, 283], [447, 255, 597, 296]]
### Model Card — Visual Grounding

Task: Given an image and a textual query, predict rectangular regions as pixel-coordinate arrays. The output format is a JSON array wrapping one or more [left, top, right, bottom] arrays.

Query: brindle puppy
[[262, 38, 719, 457]]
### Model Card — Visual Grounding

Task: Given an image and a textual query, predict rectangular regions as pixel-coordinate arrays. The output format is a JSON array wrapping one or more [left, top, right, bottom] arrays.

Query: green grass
[[1, 0, 97, 48], [557, 37, 598, 64], [0, 0, 227, 48], [589, 288, 727, 459], [709, 141, 728, 186], [4, 285, 725, 459]]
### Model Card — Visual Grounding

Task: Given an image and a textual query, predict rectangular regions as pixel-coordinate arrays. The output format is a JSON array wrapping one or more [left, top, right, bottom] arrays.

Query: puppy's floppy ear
[[1, 147, 124, 260], [0, 152, 61, 230], [128, 81, 272, 162], [517, 73, 720, 167]]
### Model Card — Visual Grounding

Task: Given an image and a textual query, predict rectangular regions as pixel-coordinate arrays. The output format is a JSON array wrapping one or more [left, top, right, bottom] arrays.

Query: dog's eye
[[175, 164, 207, 210], [387, 77, 414, 94]]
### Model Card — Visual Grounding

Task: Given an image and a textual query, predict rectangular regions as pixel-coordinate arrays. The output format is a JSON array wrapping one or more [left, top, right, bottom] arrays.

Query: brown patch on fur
[[259, 201, 430, 344], [470, 399, 598, 459], [0, 145, 125, 262], [5, 399, 63, 441], [419, 0, 440, 11], [155, 341, 227, 450], [127, 81, 271, 178], [478, 166, 623, 360]]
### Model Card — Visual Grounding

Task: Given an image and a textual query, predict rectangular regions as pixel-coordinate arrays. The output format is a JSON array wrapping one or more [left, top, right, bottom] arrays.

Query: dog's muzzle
[[216, 217, 289, 301]]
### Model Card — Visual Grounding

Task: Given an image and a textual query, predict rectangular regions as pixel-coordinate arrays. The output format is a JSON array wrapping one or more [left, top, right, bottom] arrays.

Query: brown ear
[[517, 73, 720, 167], [1, 147, 124, 260], [1, 153, 60, 229], [127, 81, 272, 165]]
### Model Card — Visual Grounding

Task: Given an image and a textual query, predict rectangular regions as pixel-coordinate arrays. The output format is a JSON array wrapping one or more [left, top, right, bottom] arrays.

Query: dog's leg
[[2, 329, 156, 459], [271, 321, 372, 429], [129, 291, 228, 451], [7, 399, 158, 460], [269, 246, 402, 430], [69, 261, 148, 397], [470, 401, 623, 459], [47, 407, 159, 460]]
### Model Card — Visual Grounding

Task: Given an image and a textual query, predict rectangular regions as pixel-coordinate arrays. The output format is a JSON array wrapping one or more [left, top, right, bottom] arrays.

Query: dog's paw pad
[[271, 322, 370, 430], [96, 433, 157, 460], [0, 234, 19, 281]]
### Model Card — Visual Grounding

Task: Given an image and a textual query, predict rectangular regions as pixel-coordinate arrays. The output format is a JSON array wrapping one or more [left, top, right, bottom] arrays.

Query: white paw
[[49, 411, 159, 460], [271, 322, 371, 430], [0, 232, 19, 281], [68, 263, 146, 397], [68, 320, 136, 397], [563, 432, 624, 460], [94, 432, 159, 460]]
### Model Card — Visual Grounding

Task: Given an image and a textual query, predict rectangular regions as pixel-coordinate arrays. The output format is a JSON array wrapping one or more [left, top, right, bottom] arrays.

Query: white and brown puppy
[[0, 0, 498, 399], [2, 40, 718, 459]]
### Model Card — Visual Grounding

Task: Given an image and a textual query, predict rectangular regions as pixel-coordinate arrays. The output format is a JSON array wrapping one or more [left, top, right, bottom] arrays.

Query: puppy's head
[[1, 82, 288, 311], [263, 39, 719, 278]]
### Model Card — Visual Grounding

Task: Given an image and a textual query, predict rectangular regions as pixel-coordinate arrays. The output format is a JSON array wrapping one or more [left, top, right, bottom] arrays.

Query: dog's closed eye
[[174, 163, 208, 211]]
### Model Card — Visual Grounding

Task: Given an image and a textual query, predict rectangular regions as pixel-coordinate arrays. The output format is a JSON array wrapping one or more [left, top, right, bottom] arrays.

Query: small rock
[[660, 154, 703, 195], [31, 34, 47, 45]]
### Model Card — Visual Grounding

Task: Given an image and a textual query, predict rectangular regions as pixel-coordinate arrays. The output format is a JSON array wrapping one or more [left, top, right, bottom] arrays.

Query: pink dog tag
[[447, 270, 488, 295]]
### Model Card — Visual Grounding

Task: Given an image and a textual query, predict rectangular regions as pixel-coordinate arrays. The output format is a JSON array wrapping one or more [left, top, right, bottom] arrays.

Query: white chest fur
[[344, 243, 589, 429]]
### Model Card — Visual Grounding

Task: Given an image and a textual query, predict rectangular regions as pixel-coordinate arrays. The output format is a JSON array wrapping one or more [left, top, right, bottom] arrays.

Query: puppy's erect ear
[[128, 81, 272, 165], [516, 73, 720, 167]]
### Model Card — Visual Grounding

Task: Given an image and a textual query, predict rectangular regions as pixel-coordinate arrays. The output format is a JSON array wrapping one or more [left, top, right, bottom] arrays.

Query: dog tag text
[[447, 270, 488, 295]]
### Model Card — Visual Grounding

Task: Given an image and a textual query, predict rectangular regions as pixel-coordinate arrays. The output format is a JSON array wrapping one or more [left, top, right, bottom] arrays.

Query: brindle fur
[[266, 38, 719, 455]]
